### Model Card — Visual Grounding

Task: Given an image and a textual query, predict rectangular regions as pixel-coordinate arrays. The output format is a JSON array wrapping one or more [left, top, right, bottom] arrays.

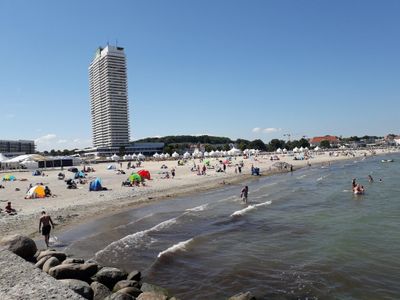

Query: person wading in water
[[39, 211, 54, 248]]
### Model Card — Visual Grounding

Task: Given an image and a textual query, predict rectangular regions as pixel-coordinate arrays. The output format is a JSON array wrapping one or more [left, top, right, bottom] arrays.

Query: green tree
[[320, 140, 331, 148], [268, 139, 286, 151], [249, 139, 267, 151]]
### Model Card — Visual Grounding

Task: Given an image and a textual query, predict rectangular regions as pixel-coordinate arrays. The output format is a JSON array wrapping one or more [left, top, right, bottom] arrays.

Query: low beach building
[[309, 135, 339, 147], [0, 139, 35, 157]]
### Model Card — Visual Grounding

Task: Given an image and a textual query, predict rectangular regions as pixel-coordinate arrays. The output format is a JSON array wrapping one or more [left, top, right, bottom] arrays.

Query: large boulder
[[113, 280, 140, 292], [35, 256, 51, 269], [92, 267, 128, 289], [37, 250, 67, 262], [117, 287, 142, 298], [228, 291, 256, 300], [140, 283, 170, 298], [127, 270, 141, 281], [43, 256, 60, 273], [0, 235, 37, 260], [63, 258, 85, 265], [49, 263, 98, 281], [137, 292, 168, 300], [59, 279, 93, 299], [91, 281, 111, 300]]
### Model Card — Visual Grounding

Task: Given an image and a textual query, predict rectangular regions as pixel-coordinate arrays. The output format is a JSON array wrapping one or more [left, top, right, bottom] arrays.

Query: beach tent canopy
[[159, 153, 165, 159], [111, 154, 120, 161], [131, 154, 137, 160], [153, 153, 160, 158], [107, 164, 117, 170], [74, 171, 85, 179], [164, 153, 170, 158], [2, 174, 16, 181], [171, 152, 179, 159], [314, 146, 320, 151], [0, 153, 8, 162], [129, 173, 142, 182], [183, 152, 191, 159], [89, 178, 103, 191], [137, 153, 145, 160], [283, 148, 288, 153], [26, 185, 45, 199], [276, 148, 282, 153], [137, 169, 151, 180]]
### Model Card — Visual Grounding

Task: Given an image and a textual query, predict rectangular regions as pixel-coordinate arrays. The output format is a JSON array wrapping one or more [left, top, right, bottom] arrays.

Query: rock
[[127, 270, 141, 281], [59, 279, 93, 299], [113, 280, 140, 292], [228, 291, 256, 300], [63, 258, 85, 265], [137, 292, 167, 300], [105, 293, 134, 300], [35, 256, 50, 269], [140, 283, 170, 297], [92, 267, 128, 289], [49, 263, 98, 281], [91, 281, 111, 300], [43, 256, 60, 273], [0, 235, 37, 260], [37, 250, 67, 262], [117, 286, 142, 297]]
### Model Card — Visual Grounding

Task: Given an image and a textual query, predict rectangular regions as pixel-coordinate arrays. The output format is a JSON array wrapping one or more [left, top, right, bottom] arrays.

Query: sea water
[[59, 154, 400, 299]]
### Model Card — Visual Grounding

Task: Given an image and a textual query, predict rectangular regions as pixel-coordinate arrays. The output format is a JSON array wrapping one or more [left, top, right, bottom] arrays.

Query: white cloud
[[35, 134, 91, 151], [263, 128, 282, 133], [252, 127, 282, 134]]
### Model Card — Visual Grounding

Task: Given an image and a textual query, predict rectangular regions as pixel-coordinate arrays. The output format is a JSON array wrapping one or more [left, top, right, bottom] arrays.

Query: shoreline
[[1, 149, 398, 241]]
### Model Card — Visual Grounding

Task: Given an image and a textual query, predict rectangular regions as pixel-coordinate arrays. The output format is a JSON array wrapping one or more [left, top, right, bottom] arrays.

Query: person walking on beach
[[39, 211, 54, 248], [240, 186, 249, 204]]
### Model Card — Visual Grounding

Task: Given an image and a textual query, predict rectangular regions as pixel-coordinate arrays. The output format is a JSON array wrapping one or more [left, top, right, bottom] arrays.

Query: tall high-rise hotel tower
[[89, 45, 130, 148]]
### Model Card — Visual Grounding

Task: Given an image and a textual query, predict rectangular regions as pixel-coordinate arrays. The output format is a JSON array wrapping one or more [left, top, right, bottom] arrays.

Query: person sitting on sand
[[5, 202, 16, 214], [0, 184, 4, 189], [44, 186, 52, 197]]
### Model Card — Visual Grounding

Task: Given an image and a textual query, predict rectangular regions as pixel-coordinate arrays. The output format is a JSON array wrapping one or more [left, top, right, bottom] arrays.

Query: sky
[[1, 0, 399, 151]]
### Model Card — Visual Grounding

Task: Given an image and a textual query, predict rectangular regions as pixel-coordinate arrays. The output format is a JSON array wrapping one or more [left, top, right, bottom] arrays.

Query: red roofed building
[[309, 135, 340, 147]]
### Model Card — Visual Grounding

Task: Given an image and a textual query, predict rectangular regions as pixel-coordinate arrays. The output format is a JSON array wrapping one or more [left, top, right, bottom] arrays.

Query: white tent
[[276, 148, 282, 154], [209, 150, 216, 157], [228, 147, 242, 156], [111, 154, 120, 161], [164, 153, 170, 158], [183, 152, 191, 159], [0, 153, 8, 162], [159, 153, 165, 159], [131, 154, 137, 160], [20, 159, 38, 169], [299, 146, 304, 152], [153, 153, 160, 159], [293, 147, 299, 153], [123, 154, 129, 160], [203, 151, 209, 157], [172, 152, 179, 159], [283, 148, 288, 153], [314, 146, 320, 151], [137, 153, 145, 160]]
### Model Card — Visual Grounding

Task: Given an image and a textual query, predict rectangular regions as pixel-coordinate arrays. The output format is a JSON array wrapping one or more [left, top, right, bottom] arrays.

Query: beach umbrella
[[137, 169, 151, 180], [3, 174, 16, 181], [25, 185, 45, 199], [129, 173, 142, 182]]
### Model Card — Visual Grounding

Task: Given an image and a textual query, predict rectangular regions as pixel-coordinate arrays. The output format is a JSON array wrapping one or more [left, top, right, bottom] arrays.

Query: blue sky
[[1, 0, 399, 151]]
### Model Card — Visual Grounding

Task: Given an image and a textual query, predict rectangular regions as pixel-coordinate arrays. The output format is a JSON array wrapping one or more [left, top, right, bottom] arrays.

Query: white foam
[[95, 217, 177, 259], [185, 204, 208, 212], [230, 201, 271, 217], [157, 238, 194, 258]]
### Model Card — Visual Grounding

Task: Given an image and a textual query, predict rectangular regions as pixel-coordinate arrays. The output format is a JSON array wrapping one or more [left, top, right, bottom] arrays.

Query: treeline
[[38, 149, 78, 156], [137, 135, 311, 154]]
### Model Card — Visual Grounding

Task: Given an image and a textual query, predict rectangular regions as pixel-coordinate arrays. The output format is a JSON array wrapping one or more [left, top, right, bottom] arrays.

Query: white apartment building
[[89, 45, 130, 147]]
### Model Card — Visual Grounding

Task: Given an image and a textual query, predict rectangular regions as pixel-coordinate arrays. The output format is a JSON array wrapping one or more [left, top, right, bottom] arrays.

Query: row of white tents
[[0, 154, 82, 169], [106, 147, 257, 161]]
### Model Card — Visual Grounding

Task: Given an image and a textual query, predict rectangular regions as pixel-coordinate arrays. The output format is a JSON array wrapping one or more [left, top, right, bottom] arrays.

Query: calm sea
[[58, 154, 400, 299]]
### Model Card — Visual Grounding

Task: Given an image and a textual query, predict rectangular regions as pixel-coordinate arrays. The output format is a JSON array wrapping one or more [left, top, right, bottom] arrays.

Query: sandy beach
[[0, 149, 396, 239]]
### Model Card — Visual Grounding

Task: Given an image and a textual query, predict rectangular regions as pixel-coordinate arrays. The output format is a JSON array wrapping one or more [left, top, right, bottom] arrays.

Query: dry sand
[[0, 149, 395, 238]]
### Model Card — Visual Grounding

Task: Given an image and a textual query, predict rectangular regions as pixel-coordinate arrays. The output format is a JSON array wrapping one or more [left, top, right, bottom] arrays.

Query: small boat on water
[[381, 159, 394, 163]]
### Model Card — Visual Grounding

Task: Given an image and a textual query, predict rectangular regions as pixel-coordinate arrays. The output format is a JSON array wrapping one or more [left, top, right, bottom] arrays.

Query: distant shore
[[1, 148, 398, 240]]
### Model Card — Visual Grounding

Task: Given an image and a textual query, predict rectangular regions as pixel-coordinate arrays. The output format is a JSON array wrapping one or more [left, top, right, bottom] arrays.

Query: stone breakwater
[[0, 235, 256, 300]]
